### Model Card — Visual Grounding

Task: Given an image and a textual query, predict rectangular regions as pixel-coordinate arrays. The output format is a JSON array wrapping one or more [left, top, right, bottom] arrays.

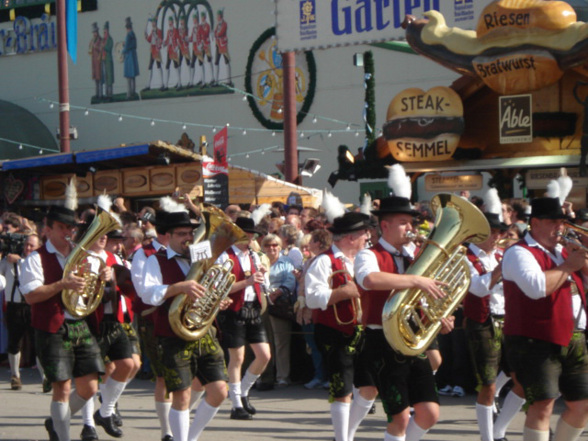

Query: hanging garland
[[244, 27, 316, 130]]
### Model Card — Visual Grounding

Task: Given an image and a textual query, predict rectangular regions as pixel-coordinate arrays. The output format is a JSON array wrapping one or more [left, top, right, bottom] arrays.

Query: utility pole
[[282, 51, 299, 184], [56, 0, 71, 152]]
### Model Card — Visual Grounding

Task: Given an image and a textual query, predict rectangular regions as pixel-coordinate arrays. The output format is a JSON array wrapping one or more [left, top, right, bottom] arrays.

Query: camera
[[0, 233, 26, 257]]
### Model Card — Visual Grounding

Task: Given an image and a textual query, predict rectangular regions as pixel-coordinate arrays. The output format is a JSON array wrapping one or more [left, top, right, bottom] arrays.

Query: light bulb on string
[[272, 131, 276, 137], [150, 119, 155, 127], [312, 116, 317, 124], [242, 95, 247, 101], [261, 149, 265, 155], [118, 115, 123, 122], [49, 102, 54, 109], [18, 144, 23, 150], [299, 132, 304, 138], [328, 131, 332, 138], [346, 124, 351, 131], [242, 129, 247, 135], [245, 153, 250, 159], [212, 127, 217, 133], [277, 107, 283, 114], [182, 123, 187, 130], [355, 130, 359, 137], [84, 109, 89, 116], [39, 149, 43, 155]]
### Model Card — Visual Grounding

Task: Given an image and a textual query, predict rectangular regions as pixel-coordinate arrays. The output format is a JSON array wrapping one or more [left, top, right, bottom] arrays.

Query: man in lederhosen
[[142, 204, 228, 441], [305, 211, 371, 441], [21, 204, 106, 441]]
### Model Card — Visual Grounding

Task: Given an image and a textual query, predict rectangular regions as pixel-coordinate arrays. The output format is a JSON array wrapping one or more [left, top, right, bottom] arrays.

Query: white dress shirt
[[20, 239, 76, 320], [305, 244, 354, 311], [466, 244, 505, 316], [142, 247, 190, 307], [0, 258, 25, 303], [131, 239, 164, 298], [216, 245, 257, 302], [503, 233, 586, 330]]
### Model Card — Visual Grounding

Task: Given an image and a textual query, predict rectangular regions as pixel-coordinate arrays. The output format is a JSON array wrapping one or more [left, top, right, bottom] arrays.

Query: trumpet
[[328, 269, 362, 325], [558, 221, 588, 252]]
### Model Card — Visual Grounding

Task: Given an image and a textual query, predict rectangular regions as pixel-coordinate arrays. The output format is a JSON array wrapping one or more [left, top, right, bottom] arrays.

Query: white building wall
[[0, 0, 459, 205]]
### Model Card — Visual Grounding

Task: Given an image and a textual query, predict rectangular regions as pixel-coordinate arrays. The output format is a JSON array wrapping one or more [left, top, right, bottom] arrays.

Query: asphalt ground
[[1, 366, 586, 441]]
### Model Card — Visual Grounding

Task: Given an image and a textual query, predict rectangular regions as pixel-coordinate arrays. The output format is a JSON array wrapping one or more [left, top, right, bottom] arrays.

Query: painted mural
[[90, 0, 233, 104]]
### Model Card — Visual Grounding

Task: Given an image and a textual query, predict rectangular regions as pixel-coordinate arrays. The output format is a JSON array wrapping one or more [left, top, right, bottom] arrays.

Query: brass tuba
[[382, 193, 490, 356], [62, 207, 122, 318], [169, 205, 248, 341]]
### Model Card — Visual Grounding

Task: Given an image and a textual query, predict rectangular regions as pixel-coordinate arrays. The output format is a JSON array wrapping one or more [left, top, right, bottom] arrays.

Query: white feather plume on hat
[[97, 194, 113, 213], [360, 193, 372, 216], [387, 164, 412, 199], [484, 188, 503, 221], [545, 175, 573, 205], [64, 177, 78, 211], [322, 189, 346, 224], [159, 196, 187, 213], [251, 203, 271, 226]]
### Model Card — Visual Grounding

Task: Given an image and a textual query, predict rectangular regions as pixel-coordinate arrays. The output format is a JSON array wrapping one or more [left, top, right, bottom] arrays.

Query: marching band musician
[[502, 183, 588, 441], [142, 201, 228, 441], [75, 203, 134, 440], [354, 193, 452, 441], [20, 195, 106, 441], [132, 208, 176, 441], [304, 205, 371, 441], [215, 216, 271, 420], [463, 190, 525, 441]]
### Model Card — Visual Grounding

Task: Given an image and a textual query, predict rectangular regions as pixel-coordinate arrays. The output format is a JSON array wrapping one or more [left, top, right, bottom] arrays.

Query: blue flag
[[66, 0, 77, 64]]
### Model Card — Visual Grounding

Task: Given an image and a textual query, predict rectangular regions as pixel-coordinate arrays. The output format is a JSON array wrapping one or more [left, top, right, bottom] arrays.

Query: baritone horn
[[558, 221, 588, 252], [62, 207, 122, 318], [382, 193, 490, 357], [169, 205, 248, 341]]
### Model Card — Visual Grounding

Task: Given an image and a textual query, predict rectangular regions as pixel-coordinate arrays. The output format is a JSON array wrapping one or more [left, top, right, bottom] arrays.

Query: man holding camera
[[1, 233, 40, 390]]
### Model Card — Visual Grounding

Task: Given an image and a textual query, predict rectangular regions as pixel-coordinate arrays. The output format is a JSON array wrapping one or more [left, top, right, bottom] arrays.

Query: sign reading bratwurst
[[404, 0, 588, 95], [383, 86, 464, 162]]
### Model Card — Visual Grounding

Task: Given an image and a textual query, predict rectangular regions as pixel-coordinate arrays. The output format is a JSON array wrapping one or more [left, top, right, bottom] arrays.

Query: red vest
[[357, 243, 398, 327], [503, 241, 586, 346], [226, 247, 262, 312], [462, 247, 501, 323], [132, 243, 160, 319], [87, 252, 134, 331], [153, 249, 187, 337], [31, 245, 66, 333], [312, 248, 356, 335]]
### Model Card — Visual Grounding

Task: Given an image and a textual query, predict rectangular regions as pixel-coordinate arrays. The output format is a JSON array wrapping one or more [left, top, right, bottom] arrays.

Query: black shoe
[[256, 382, 274, 391], [81, 424, 99, 441], [494, 438, 508, 441], [113, 402, 122, 427], [44, 418, 58, 441], [230, 407, 252, 420], [368, 403, 376, 414], [162, 436, 173, 441], [94, 410, 123, 438], [241, 396, 256, 415]]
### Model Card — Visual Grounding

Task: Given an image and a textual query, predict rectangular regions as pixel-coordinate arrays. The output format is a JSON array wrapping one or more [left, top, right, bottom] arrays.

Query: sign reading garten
[[383, 86, 464, 162]]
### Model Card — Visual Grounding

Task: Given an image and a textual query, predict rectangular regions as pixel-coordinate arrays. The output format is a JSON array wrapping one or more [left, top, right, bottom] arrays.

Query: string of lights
[[0, 136, 60, 155]]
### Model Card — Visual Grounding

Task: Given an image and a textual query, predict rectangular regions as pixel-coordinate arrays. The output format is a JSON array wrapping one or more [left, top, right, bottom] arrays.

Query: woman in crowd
[[261, 234, 297, 388]]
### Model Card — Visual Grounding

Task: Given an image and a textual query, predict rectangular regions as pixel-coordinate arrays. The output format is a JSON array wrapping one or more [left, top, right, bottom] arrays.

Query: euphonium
[[382, 193, 490, 356], [62, 207, 122, 318], [169, 205, 248, 341]]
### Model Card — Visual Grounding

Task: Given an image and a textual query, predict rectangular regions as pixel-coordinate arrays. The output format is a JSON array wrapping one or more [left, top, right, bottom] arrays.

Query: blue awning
[[2, 153, 74, 170], [75, 144, 151, 164]]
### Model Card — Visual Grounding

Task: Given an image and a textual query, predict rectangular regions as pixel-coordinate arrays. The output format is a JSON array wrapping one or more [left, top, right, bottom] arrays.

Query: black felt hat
[[235, 217, 261, 234], [46, 205, 77, 226], [530, 197, 568, 220], [107, 229, 124, 239], [328, 212, 370, 235], [484, 213, 508, 231], [164, 212, 197, 233], [371, 196, 419, 217]]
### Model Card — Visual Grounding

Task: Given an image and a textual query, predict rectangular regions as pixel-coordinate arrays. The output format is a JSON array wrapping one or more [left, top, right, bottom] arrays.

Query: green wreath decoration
[[244, 27, 316, 130]]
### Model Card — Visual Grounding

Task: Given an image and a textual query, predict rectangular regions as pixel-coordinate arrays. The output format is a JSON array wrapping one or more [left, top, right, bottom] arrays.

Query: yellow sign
[[424, 174, 483, 192]]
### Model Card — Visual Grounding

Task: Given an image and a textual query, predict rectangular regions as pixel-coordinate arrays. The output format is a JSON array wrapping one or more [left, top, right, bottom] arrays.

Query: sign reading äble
[[274, 0, 492, 52], [499, 94, 532, 144]]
